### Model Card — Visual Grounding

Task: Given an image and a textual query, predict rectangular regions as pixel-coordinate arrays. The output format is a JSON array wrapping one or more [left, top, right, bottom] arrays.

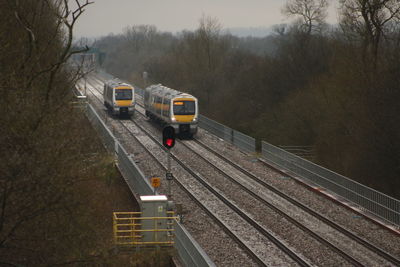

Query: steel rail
[[134, 98, 371, 266], [120, 121, 268, 267], [129, 111, 310, 266], [90, 78, 398, 266], [193, 138, 400, 266], [178, 139, 365, 266], [84, 78, 268, 266]]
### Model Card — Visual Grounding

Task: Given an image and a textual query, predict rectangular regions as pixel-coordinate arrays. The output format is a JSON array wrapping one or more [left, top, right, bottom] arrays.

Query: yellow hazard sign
[[151, 177, 161, 188]]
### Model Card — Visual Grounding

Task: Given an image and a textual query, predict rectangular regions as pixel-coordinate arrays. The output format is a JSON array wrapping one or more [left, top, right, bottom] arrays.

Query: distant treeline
[[92, 2, 400, 199]]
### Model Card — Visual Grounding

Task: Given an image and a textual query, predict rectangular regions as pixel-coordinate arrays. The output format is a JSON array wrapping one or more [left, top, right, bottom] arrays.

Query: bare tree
[[0, 1, 100, 265], [196, 15, 222, 71], [283, 0, 329, 35], [339, 0, 400, 63], [123, 24, 158, 52], [183, 15, 231, 109]]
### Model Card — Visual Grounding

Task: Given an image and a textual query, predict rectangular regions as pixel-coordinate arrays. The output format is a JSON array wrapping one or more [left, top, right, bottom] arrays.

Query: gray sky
[[75, 0, 339, 38]]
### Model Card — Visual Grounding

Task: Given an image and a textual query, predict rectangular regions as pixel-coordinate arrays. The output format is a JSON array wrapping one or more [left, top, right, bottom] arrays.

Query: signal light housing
[[162, 126, 175, 149]]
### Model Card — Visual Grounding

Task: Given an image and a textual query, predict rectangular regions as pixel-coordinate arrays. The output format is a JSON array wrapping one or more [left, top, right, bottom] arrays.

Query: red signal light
[[166, 138, 174, 147], [162, 126, 175, 149]]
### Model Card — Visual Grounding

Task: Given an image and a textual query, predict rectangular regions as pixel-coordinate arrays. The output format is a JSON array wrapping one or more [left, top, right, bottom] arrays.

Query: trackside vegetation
[[93, 2, 400, 199], [0, 1, 173, 265]]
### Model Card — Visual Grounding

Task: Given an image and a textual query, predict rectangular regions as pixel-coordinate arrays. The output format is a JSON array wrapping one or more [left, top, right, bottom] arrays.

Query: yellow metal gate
[[113, 212, 177, 247]]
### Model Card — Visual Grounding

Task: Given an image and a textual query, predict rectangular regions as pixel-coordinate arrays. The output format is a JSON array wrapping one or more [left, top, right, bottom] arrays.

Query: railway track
[[192, 138, 400, 266], [131, 104, 397, 266], [78, 73, 400, 266], [84, 75, 305, 266]]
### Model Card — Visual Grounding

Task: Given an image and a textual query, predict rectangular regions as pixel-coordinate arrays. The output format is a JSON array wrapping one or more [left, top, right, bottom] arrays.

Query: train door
[[150, 95, 155, 113], [156, 96, 162, 116], [161, 94, 169, 119]]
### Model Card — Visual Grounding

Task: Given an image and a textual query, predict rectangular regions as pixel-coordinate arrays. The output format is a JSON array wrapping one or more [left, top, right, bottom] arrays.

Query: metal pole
[[167, 150, 171, 199]]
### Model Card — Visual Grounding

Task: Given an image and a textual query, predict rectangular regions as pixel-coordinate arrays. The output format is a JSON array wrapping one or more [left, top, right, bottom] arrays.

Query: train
[[144, 84, 198, 137], [103, 79, 135, 117]]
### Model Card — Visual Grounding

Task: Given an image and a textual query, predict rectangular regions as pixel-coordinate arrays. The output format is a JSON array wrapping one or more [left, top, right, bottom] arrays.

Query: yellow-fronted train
[[144, 84, 198, 138], [103, 79, 135, 117]]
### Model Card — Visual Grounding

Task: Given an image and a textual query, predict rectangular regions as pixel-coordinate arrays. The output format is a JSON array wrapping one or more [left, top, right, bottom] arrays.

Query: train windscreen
[[115, 89, 132, 100], [173, 101, 195, 115]]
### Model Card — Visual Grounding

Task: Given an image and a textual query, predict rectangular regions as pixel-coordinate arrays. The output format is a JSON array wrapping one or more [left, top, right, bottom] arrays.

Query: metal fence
[[92, 72, 399, 228], [278, 145, 315, 161], [199, 115, 255, 153], [113, 211, 177, 246], [135, 86, 145, 97], [85, 104, 215, 267], [86, 104, 115, 153], [116, 142, 154, 196], [174, 223, 216, 267], [262, 141, 400, 227], [131, 86, 255, 154]]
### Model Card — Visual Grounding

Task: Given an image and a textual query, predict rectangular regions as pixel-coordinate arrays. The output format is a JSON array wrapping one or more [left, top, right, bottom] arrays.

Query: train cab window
[[173, 101, 195, 115], [115, 89, 132, 100]]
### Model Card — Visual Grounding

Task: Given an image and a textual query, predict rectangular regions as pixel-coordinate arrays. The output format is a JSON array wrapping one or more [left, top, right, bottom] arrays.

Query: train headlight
[[171, 116, 176, 122]]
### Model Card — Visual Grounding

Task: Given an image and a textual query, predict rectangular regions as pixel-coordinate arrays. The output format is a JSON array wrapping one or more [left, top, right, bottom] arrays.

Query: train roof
[[146, 84, 195, 99], [105, 79, 133, 88]]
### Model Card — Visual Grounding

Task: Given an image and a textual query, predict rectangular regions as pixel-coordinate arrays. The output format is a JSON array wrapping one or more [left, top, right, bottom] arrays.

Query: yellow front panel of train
[[174, 98, 194, 102], [173, 98, 196, 122], [175, 115, 195, 122], [116, 100, 133, 106], [114, 87, 133, 106]]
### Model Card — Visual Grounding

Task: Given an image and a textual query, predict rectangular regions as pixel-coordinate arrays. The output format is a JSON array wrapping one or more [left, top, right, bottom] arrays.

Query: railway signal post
[[162, 126, 175, 198]]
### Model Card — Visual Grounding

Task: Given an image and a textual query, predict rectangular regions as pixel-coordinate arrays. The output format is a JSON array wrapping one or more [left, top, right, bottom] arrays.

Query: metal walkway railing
[[113, 212, 177, 247], [132, 85, 399, 229], [85, 103, 216, 267], [262, 141, 400, 228]]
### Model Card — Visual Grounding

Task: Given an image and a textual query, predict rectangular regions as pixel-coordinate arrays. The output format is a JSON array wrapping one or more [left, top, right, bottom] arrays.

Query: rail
[[196, 115, 257, 153], [134, 86, 255, 154], [133, 85, 399, 228], [85, 103, 215, 267], [262, 141, 400, 228]]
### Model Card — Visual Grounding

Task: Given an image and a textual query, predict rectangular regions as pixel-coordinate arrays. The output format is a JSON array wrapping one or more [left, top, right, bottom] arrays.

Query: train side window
[[163, 97, 169, 117], [158, 97, 162, 111]]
